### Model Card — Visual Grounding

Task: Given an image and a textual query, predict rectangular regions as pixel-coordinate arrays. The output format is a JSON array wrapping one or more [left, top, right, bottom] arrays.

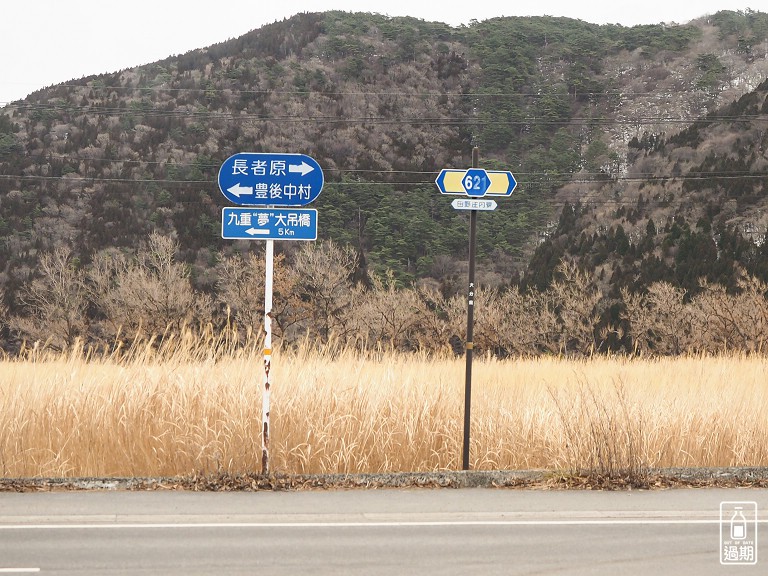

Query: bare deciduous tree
[[409, 285, 461, 354], [548, 261, 601, 355], [351, 271, 427, 350], [217, 250, 304, 343], [16, 233, 768, 359], [89, 233, 212, 339], [461, 285, 558, 357], [217, 251, 269, 335], [622, 281, 693, 355], [691, 274, 768, 353], [12, 246, 88, 348], [293, 240, 361, 344]]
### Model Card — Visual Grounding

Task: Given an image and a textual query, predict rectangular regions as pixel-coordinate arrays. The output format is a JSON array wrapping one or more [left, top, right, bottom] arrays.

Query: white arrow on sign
[[245, 228, 270, 236], [288, 161, 315, 176], [227, 183, 254, 197]]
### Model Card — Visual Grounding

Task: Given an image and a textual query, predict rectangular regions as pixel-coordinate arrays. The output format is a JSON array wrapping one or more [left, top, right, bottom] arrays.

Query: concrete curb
[[2, 468, 768, 492]]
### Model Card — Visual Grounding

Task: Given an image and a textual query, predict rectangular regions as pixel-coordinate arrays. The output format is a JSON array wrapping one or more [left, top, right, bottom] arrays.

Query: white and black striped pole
[[262, 238, 274, 475]]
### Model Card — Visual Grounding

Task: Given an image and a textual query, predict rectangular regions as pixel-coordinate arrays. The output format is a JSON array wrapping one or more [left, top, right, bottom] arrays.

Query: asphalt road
[[0, 487, 766, 575]]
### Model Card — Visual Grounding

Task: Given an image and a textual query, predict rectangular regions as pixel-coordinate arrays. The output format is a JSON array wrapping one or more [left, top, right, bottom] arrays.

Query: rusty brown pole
[[462, 146, 479, 471]]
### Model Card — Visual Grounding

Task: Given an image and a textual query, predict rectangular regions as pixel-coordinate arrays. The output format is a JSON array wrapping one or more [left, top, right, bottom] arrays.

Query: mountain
[[2, 9, 768, 304], [531, 78, 768, 296]]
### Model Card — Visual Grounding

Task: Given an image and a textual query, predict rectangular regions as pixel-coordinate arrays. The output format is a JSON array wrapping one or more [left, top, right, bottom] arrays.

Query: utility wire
[[6, 101, 762, 126], [2, 84, 691, 98], [0, 172, 765, 185]]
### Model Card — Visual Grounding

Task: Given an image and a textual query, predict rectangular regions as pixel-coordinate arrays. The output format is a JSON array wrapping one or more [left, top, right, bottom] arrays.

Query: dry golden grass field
[[0, 336, 766, 478]]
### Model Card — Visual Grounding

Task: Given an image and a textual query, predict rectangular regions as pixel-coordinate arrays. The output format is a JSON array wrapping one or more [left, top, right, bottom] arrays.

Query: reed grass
[[0, 336, 766, 478]]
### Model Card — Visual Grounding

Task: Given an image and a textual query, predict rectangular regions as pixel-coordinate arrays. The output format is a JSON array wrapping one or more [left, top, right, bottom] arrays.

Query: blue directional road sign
[[218, 152, 324, 206], [436, 168, 517, 197], [222, 207, 318, 241]]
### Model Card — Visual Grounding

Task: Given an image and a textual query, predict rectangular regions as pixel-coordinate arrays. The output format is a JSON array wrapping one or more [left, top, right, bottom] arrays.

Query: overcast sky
[[0, 1, 756, 104]]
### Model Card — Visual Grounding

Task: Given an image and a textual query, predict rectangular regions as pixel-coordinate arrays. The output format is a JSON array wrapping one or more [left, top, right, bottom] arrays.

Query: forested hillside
[[2, 9, 768, 354]]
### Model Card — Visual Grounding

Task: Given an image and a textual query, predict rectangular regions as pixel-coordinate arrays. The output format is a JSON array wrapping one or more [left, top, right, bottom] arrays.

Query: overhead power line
[[3, 83, 682, 99], [0, 172, 765, 186], [6, 101, 765, 127], [10, 153, 768, 182]]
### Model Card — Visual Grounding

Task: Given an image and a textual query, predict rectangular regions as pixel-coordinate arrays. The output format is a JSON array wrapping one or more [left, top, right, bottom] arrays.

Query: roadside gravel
[[2, 467, 768, 492]]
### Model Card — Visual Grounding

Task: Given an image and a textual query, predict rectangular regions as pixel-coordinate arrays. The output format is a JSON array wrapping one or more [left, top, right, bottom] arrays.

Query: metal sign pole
[[262, 238, 274, 475], [462, 146, 479, 471], [435, 147, 516, 471], [217, 152, 326, 477]]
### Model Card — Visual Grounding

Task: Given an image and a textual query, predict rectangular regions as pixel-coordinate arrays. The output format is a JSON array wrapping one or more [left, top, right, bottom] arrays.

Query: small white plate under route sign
[[451, 198, 498, 211]]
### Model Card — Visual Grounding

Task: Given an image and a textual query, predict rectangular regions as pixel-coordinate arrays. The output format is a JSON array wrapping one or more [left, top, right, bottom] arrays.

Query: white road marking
[[0, 569, 40, 573], [0, 518, 745, 530]]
